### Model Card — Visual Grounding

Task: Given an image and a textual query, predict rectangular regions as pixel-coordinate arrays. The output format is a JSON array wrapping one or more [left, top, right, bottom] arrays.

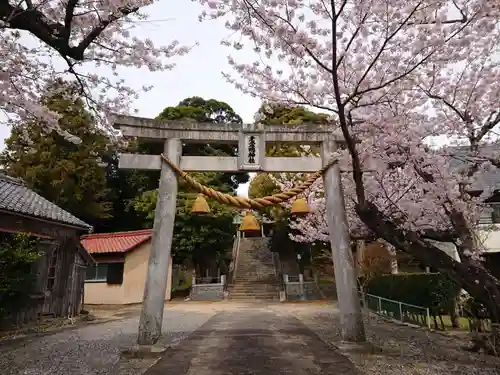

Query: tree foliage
[[0, 0, 190, 138], [134, 97, 245, 272], [157, 96, 249, 190], [0, 81, 151, 232], [98, 140, 154, 232], [1, 81, 113, 227], [159, 96, 243, 124], [249, 103, 328, 219], [134, 172, 237, 272], [0, 233, 39, 322]]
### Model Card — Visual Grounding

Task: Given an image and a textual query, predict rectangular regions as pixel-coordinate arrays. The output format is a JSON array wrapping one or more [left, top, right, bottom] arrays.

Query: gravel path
[[288, 303, 500, 375], [0, 305, 217, 375]]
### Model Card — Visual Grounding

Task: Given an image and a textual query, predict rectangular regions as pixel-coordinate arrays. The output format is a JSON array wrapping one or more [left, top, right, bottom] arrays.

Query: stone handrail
[[272, 252, 285, 293], [227, 234, 241, 287]]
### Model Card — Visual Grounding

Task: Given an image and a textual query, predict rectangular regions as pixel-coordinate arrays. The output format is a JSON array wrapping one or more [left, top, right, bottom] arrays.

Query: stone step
[[234, 274, 277, 278], [229, 284, 278, 290], [230, 287, 278, 292], [229, 294, 279, 300], [231, 238, 278, 302], [234, 275, 276, 279], [231, 280, 278, 288], [229, 296, 279, 302], [229, 292, 279, 297], [231, 283, 275, 286], [230, 286, 278, 291]]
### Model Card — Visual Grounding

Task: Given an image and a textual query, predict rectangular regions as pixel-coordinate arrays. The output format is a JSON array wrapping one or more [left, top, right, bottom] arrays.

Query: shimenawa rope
[[160, 153, 338, 210]]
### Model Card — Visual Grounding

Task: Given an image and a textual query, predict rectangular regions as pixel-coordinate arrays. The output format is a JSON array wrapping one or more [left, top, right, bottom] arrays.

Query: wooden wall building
[[0, 174, 93, 326]]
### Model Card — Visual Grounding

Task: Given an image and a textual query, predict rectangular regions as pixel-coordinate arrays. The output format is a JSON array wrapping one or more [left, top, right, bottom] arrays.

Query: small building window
[[85, 263, 124, 285], [85, 264, 109, 282]]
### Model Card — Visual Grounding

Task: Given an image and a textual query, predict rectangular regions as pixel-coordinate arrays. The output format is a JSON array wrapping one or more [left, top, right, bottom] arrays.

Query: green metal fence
[[361, 292, 431, 329]]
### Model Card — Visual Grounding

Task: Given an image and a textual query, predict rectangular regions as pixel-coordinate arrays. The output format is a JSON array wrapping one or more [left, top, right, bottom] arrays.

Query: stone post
[[165, 255, 173, 300], [299, 273, 305, 301], [386, 243, 399, 274], [321, 140, 365, 342], [355, 239, 366, 276], [137, 138, 181, 346]]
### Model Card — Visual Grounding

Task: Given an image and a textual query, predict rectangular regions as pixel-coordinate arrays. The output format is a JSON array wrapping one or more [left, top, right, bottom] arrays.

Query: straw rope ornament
[[160, 153, 340, 210]]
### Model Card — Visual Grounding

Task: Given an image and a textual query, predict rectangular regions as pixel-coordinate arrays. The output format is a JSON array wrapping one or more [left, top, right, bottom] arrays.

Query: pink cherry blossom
[[1, 0, 191, 140], [198, 0, 500, 257]]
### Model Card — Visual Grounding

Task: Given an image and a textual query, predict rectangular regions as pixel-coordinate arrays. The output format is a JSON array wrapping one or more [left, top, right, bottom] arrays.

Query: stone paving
[[145, 306, 356, 375]]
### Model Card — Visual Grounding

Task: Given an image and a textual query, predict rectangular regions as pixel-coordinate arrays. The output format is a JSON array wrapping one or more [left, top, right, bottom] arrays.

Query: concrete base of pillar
[[121, 345, 168, 359], [279, 291, 286, 302], [334, 341, 381, 354]]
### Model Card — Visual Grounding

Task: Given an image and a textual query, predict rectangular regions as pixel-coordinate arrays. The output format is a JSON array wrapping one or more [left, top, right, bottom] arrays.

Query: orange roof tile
[[81, 229, 153, 254]]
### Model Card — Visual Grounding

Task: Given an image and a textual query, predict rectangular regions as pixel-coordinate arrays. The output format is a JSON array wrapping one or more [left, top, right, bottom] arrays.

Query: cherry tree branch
[[0, 0, 139, 60], [328, 0, 366, 205], [63, 0, 79, 40], [347, 2, 425, 103], [336, 12, 368, 69]]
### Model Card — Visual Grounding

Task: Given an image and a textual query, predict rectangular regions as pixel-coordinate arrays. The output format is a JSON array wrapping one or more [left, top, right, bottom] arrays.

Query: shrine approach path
[[144, 304, 356, 375]]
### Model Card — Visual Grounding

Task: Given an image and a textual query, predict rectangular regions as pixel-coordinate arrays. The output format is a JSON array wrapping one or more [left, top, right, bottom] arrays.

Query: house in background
[[450, 148, 500, 279], [0, 174, 92, 325], [81, 229, 173, 305]]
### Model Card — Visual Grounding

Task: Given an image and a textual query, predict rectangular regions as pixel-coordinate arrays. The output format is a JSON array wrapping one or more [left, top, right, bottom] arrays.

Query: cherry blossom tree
[[198, 0, 500, 324], [1, 0, 190, 140]]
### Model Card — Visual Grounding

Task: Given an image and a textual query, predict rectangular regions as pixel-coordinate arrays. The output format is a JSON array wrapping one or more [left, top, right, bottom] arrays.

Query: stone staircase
[[228, 238, 280, 301]]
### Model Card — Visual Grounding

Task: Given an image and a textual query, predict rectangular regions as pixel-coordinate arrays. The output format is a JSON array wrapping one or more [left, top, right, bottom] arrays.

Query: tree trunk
[[449, 294, 460, 329], [357, 202, 500, 323]]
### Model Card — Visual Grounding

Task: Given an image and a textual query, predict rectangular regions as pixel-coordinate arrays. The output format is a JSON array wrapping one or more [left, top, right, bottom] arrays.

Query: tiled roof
[[0, 174, 91, 229], [81, 229, 153, 254]]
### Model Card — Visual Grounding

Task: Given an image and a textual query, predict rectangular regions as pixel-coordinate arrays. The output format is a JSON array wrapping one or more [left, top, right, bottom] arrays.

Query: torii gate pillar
[[137, 138, 181, 345], [322, 140, 365, 342]]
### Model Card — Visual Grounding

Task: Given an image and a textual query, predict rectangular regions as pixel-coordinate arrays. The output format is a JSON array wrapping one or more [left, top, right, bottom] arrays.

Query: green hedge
[[365, 273, 459, 313]]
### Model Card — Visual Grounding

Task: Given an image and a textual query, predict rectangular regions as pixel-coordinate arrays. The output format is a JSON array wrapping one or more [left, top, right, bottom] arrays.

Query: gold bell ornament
[[290, 198, 311, 216], [239, 211, 261, 233], [191, 194, 211, 214]]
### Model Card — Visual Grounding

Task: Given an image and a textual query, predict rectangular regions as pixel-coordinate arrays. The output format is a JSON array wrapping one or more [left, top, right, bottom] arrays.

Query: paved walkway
[[145, 307, 356, 375]]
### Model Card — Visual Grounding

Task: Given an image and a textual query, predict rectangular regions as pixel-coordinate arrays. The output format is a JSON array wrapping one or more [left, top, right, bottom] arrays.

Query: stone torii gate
[[113, 115, 365, 346]]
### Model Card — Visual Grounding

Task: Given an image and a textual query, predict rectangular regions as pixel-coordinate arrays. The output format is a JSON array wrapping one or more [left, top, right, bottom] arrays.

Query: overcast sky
[[0, 1, 261, 195]]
